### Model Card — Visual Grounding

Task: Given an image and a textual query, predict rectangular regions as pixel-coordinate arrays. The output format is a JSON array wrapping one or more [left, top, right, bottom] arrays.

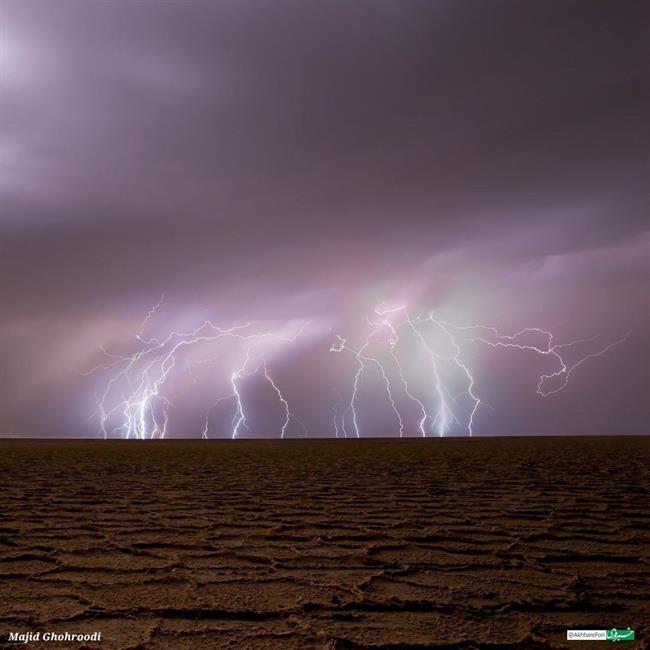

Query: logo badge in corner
[[606, 628, 635, 642]]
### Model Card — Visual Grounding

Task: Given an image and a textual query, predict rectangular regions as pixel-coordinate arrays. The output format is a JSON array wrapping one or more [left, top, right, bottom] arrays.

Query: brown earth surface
[[0, 437, 648, 649]]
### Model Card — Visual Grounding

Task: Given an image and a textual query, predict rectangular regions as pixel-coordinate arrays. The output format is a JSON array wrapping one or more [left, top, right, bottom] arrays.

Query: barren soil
[[0, 437, 648, 649]]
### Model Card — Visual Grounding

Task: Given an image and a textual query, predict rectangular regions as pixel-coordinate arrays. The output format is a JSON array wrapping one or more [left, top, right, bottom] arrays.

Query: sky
[[0, 0, 648, 438]]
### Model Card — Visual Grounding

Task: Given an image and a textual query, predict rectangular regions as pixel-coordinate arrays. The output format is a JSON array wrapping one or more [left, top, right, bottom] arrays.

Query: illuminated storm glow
[[0, 2, 647, 438], [90, 300, 630, 439]]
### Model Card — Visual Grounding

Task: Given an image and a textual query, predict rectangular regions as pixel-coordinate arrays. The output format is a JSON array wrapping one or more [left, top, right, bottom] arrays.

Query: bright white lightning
[[136, 292, 166, 345], [369, 311, 427, 437], [330, 389, 343, 438], [442, 324, 632, 396], [262, 361, 306, 438], [230, 346, 253, 439], [410, 312, 482, 436], [404, 313, 453, 436], [91, 300, 630, 439], [91, 312, 310, 440], [328, 307, 630, 438], [329, 329, 404, 438]]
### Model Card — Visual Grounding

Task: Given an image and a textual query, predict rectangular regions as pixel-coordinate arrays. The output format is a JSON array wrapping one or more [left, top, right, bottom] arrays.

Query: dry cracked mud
[[0, 437, 648, 649]]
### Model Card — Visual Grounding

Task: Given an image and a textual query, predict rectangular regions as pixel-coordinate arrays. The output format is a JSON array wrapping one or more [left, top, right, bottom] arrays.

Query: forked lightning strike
[[89, 309, 309, 440], [329, 305, 629, 437], [90, 300, 630, 438]]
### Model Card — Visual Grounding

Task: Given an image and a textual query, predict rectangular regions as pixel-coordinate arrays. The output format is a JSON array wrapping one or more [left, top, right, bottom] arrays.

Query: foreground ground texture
[[0, 438, 648, 649]]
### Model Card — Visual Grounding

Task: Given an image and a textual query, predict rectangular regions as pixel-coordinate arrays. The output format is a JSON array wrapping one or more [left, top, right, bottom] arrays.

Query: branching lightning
[[441, 323, 632, 397], [328, 305, 629, 438], [90, 300, 630, 439], [89, 310, 310, 439]]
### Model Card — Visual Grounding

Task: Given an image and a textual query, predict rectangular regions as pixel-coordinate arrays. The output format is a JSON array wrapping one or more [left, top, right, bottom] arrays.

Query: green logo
[[607, 628, 635, 642]]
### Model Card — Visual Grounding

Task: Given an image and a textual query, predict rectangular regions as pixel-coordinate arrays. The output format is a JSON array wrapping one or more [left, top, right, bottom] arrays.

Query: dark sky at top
[[1, 0, 648, 437]]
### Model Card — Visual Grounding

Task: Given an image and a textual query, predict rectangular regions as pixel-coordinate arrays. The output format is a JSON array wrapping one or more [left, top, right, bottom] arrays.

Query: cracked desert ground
[[0, 437, 648, 649]]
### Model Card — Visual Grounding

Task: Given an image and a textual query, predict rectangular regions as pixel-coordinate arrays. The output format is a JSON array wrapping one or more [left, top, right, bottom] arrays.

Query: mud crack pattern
[[0, 438, 648, 649]]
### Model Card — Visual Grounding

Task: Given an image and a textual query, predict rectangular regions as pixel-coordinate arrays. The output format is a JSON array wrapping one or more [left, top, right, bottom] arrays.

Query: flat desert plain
[[0, 437, 648, 649]]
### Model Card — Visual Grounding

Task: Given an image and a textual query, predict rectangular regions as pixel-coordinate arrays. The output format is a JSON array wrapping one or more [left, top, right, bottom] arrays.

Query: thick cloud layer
[[1, 1, 648, 436]]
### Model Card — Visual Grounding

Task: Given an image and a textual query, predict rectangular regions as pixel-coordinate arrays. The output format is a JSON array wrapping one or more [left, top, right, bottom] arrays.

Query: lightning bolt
[[442, 323, 632, 396], [136, 292, 165, 345], [262, 361, 307, 438], [90, 299, 630, 439], [330, 389, 343, 438], [329, 306, 629, 438], [329, 327, 405, 438], [90, 308, 310, 439], [370, 307, 427, 437]]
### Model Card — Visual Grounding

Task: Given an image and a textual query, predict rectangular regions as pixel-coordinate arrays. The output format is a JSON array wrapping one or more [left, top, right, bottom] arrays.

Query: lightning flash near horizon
[[89, 300, 630, 439], [86, 297, 310, 440]]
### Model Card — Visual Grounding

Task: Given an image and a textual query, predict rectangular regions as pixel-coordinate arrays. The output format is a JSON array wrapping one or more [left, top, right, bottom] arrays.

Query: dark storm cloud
[[0, 0, 648, 435]]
